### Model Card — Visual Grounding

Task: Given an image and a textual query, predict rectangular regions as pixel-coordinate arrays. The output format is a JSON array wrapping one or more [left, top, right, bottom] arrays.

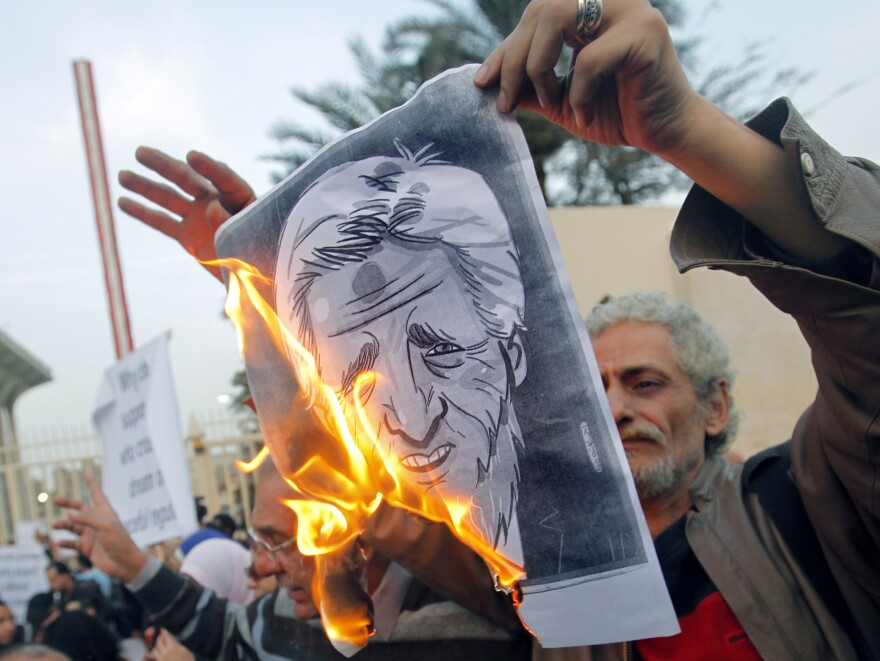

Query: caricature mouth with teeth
[[400, 443, 454, 473]]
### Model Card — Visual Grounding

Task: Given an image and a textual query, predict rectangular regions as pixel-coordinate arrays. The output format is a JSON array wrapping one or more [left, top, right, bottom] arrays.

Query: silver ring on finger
[[576, 0, 603, 39]]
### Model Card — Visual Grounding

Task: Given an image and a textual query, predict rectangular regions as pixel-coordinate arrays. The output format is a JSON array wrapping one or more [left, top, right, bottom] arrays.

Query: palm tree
[[264, 0, 809, 205], [234, 1, 808, 412]]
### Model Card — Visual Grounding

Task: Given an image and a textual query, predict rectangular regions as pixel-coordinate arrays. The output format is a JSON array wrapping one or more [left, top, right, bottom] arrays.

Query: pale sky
[[2, 0, 877, 437]]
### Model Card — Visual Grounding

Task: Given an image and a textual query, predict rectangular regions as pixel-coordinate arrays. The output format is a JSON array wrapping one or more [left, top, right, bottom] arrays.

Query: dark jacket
[[539, 97, 880, 660]]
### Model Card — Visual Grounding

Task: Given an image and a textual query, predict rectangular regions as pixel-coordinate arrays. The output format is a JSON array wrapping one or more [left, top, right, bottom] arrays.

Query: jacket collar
[[688, 453, 741, 511]]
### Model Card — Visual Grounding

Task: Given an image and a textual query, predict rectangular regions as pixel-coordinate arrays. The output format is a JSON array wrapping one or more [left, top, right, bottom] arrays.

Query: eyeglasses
[[247, 527, 297, 560]]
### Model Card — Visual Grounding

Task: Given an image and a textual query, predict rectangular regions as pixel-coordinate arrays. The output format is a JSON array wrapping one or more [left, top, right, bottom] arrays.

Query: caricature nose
[[384, 399, 448, 449], [378, 347, 449, 447]]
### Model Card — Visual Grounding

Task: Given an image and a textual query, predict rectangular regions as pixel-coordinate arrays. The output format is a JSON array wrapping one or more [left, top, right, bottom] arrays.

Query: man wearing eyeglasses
[[245, 461, 319, 622]]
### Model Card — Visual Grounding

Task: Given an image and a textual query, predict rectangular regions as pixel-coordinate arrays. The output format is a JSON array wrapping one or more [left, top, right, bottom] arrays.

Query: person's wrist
[[652, 93, 729, 171], [118, 549, 150, 582]]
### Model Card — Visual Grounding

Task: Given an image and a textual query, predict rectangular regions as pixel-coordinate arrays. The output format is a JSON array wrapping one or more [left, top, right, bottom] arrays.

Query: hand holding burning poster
[[216, 65, 676, 652]]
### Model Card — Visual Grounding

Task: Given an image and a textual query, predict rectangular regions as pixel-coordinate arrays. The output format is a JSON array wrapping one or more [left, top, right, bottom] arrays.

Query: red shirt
[[634, 517, 761, 660]]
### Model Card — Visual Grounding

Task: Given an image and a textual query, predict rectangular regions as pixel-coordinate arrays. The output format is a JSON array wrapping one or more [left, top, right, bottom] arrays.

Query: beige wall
[[547, 206, 816, 459]]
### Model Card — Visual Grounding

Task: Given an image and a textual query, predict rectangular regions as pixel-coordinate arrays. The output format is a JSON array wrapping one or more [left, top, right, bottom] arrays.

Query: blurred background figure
[[207, 514, 238, 541], [73, 555, 112, 601], [40, 611, 120, 661], [177, 500, 236, 557], [45, 562, 108, 623], [0, 644, 72, 660], [179, 538, 253, 605], [33, 531, 61, 564], [24, 593, 58, 643], [0, 601, 24, 651]]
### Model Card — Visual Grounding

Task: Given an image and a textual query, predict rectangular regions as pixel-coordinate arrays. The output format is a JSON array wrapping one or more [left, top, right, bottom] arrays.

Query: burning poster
[[216, 65, 676, 650]]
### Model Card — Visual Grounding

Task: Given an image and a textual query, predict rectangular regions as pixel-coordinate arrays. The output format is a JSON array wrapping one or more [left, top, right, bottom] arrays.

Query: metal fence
[[0, 411, 264, 546]]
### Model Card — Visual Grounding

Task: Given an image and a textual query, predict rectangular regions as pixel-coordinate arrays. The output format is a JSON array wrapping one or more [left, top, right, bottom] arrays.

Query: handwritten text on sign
[[93, 334, 197, 547], [0, 547, 49, 624]]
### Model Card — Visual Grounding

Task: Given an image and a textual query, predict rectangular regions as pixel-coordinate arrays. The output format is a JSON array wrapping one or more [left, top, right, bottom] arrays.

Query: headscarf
[[180, 537, 254, 605]]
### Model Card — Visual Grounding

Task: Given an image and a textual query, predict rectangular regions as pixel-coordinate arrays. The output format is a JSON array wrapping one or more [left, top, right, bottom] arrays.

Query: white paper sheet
[[215, 65, 677, 647], [93, 333, 197, 547], [0, 546, 49, 624]]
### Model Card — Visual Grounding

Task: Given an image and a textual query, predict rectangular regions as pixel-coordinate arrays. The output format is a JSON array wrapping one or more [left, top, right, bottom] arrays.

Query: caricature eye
[[424, 342, 465, 370], [425, 342, 463, 357]]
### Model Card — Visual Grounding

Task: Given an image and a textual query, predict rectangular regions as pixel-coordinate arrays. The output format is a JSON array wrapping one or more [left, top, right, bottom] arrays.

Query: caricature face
[[273, 154, 528, 552], [305, 239, 526, 502]]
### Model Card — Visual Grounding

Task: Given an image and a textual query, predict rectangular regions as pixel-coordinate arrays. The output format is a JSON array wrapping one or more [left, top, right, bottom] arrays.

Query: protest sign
[[0, 546, 49, 623], [13, 522, 76, 561], [93, 333, 197, 547], [14, 521, 45, 549]]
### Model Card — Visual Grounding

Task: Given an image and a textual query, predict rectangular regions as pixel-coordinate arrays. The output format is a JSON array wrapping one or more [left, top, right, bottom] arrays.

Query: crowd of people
[[3, 0, 877, 659], [0, 501, 272, 661]]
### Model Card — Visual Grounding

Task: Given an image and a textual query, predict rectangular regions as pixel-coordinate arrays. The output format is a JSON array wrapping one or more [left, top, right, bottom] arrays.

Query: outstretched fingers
[[53, 494, 85, 512], [54, 476, 111, 526], [53, 496, 95, 549], [187, 150, 256, 215], [135, 146, 213, 199], [118, 195, 181, 241], [84, 473, 112, 508], [63, 509, 104, 532], [118, 169, 192, 218], [53, 519, 87, 540]]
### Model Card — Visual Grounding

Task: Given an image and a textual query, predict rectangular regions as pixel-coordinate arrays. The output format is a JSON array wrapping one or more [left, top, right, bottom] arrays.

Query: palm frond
[[267, 0, 810, 206], [291, 82, 380, 131]]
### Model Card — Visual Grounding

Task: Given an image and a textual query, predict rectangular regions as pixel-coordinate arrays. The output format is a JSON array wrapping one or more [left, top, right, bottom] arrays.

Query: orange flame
[[214, 257, 524, 648], [234, 445, 271, 473]]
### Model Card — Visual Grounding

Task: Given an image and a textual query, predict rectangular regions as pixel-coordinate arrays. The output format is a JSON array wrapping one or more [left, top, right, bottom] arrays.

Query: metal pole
[[72, 59, 134, 359]]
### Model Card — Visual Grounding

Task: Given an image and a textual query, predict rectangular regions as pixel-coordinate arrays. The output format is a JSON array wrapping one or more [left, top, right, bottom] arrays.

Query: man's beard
[[620, 423, 700, 502]]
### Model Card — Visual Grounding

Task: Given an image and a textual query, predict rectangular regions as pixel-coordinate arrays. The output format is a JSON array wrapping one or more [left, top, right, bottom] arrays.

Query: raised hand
[[476, 0, 848, 259], [53, 475, 148, 582], [118, 147, 256, 282], [474, 0, 698, 159]]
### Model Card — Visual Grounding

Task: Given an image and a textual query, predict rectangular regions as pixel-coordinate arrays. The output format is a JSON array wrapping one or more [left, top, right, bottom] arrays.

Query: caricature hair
[[585, 292, 739, 454]]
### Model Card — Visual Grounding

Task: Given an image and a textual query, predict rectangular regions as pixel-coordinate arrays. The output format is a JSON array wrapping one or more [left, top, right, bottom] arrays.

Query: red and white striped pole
[[72, 59, 134, 360]]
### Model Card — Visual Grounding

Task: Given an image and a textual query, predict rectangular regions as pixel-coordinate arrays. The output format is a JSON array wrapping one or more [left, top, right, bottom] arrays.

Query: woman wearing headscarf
[[179, 538, 253, 605]]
